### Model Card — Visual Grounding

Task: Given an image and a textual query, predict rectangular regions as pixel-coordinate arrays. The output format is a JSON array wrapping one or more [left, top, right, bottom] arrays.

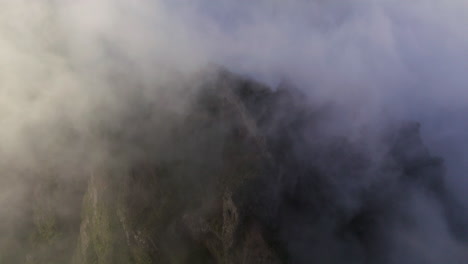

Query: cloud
[[0, 0, 466, 262]]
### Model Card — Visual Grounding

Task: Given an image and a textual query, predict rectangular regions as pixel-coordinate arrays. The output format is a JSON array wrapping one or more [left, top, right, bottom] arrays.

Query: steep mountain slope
[[12, 69, 466, 264]]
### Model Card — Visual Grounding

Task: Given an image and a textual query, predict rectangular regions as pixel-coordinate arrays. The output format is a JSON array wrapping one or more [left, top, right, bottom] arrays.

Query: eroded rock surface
[[6, 69, 465, 263]]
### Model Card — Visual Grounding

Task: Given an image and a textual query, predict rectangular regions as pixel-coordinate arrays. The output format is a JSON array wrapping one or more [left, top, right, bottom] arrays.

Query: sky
[[160, 0, 468, 199]]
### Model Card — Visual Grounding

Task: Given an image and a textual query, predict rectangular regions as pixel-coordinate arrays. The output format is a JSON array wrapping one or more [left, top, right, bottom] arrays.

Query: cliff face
[[10, 69, 465, 263], [70, 69, 281, 264]]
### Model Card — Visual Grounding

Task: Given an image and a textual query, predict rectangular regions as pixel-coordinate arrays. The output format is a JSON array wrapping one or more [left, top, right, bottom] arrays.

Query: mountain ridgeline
[[8, 69, 466, 264]]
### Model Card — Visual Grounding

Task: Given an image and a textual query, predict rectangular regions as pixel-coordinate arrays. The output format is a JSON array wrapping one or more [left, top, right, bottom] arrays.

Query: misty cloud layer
[[0, 0, 467, 263], [169, 0, 468, 204], [165, 0, 468, 199]]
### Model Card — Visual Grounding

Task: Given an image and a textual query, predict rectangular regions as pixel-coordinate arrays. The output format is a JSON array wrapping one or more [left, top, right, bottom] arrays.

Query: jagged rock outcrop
[[72, 69, 283, 264], [10, 69, 465, 263]]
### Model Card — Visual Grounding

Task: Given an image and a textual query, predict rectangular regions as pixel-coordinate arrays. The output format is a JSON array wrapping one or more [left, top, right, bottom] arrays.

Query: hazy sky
[[159, 0, 468, 200]]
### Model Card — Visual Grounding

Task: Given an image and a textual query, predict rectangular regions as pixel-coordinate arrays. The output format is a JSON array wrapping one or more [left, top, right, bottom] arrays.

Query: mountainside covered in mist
[[4, 69, 466, 264]]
